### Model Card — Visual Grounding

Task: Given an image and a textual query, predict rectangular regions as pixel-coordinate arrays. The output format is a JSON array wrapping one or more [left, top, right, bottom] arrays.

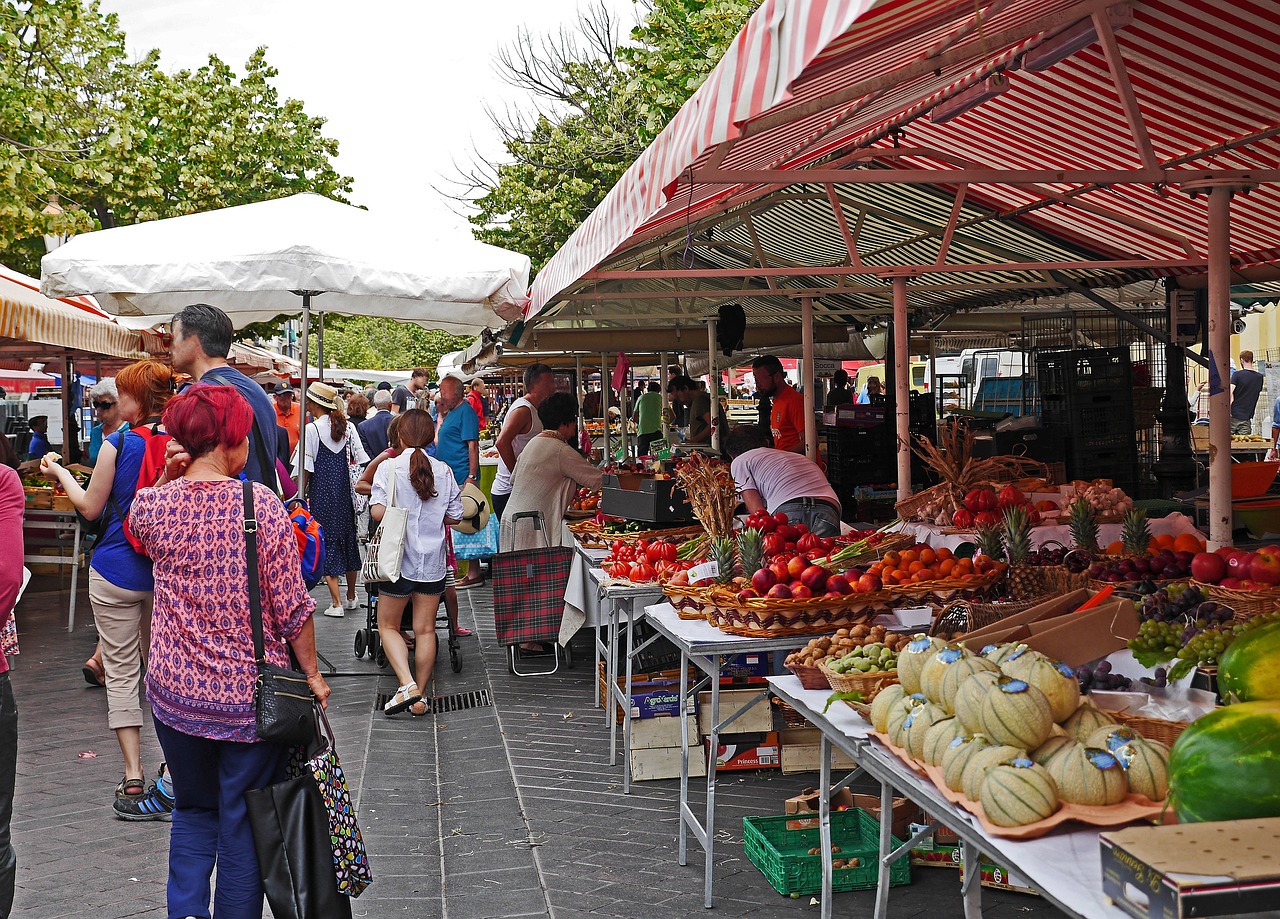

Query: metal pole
[[601, 352, 610, 462], [660, 351, 670, 447], [707, 319, 718, 453], [299, 294, 311, 498], [316, 311, 325, 384], [802, 297, 817, 462], [619, 359, 630, 460], [893, 278, 912, 504], [1206, 186, 1234, 549], [575, 355, 585, 448]]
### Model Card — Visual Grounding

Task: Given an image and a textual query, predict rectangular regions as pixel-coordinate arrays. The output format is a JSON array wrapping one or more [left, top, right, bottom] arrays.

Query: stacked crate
[[1035, 347, 1138, 492]]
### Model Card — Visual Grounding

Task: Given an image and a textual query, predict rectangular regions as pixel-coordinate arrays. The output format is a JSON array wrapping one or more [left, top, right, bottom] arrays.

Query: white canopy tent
[[40, 193, 531, 492]]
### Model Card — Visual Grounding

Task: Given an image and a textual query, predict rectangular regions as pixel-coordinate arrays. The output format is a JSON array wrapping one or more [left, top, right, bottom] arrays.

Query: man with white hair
[[358, 389, 395, 457], [87, 378, 129, 466]]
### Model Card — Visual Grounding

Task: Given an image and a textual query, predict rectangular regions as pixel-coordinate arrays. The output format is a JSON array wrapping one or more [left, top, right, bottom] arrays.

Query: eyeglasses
[[92, 401, 116, 410]]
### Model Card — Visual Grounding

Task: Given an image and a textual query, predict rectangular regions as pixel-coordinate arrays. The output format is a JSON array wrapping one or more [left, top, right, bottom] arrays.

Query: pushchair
[[354, 583, 462, 674], [490, 510, 575, 676]]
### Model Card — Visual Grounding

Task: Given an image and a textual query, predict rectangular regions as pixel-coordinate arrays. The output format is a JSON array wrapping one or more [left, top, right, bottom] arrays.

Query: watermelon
[[1167, 700, 1280, 823], [1218, 620, 1280, 702]]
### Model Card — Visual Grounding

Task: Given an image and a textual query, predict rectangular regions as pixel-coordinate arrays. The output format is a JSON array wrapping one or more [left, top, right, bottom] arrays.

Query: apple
[[1249, 545, 1280, 585], [790, 584, 814, 599], [1220, 577, 1243, 590], [766, 583, 793, 600], [841, 567, 865, 581], [825, 574, 853, 595], [769, 559, 792, 583], [799, 565, 830, 592], [1227, 551, 1257, 580], [751, 568, 778, 593], [786, 555, 809, 581], [1190, 551, 1227, 584], [736, 588, 760, 602], [856, 573, 882, 593]]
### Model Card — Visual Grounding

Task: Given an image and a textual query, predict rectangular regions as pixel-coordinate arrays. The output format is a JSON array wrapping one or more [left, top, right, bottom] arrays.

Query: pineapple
[[1068, 497, 1100, 554], [737, 527, 764, 578], [1121, 508, 1151, 558], [975, 523, 1006, 563], [1002, 505, 1040, 600], [711, 536, 737, 586]]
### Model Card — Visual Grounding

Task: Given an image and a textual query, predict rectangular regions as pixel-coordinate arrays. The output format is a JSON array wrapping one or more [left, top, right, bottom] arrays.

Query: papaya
[[1218, 620, 1280, 702], [1167, 700, 1280, 823]]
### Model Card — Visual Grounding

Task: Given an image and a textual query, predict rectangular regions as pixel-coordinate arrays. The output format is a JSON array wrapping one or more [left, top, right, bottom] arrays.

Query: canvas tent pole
[[707, 319, 718, 454], [601, 352, 610, 461], [298, 293, 312, 498], [619, 361, 630, 460], [1205, 184, 1237, 549], [802, 298, 817, 462], [316, 312, 325, 384], [893, 278, 912, 504], [660, 352, 669, 445]]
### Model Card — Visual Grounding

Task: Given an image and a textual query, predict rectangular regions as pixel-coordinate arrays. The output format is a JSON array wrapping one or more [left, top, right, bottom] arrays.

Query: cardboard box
[[596, 662, 697, 724], [630, 715, 697, 750], [721, 651, 770, 682], [964, 859, 1039, 896], [909, 824, 963, 867], [959, 589, 1092, 645], [629, 745, 706, 782], [778, 728, 860, 775], [784, 786, 855, 829], [1100, 818, 1280, 919], [959, 595, 1139, 667], [708, 731, 780, 770], [698, 688, 774, 735]]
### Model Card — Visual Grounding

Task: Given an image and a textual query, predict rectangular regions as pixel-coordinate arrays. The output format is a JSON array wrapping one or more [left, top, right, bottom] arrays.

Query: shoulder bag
[[245, 481, 316, 746], [361, 459, 407, 584]]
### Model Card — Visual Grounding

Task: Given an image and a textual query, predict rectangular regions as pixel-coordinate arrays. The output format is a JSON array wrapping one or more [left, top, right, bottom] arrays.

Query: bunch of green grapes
[[1169, 610, 1280, 678], [1130, 619, 1182, 656]]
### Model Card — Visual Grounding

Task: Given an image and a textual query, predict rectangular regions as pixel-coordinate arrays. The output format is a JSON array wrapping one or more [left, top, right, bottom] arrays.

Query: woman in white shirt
[[370, 409, 463, 717]]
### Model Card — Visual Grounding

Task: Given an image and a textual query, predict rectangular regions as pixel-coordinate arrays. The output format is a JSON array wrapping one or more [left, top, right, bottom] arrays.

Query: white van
[[930, 349, 1026, 409]]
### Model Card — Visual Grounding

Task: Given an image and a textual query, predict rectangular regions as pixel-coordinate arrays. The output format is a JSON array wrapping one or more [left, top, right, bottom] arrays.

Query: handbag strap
[[382, 454, 398, 509], [244, 480, 267, 665]]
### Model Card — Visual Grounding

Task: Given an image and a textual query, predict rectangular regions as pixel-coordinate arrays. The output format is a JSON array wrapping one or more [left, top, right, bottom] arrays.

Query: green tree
[[0, 0, 352, 275], [460, 0, 758, 273], [307, 316, 471, 373]]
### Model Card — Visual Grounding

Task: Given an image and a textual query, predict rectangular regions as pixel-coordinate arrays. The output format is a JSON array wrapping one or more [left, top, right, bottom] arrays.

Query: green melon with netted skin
[[898, 635, 946, 695], [980, 757, 1061, 827], [1047, 744, 1129, 806], [954, 670, 1002, 734], [961, 743, 1026, 802], [902, 702, 949, 761], [922, 716, 966, 767], [870, 684, 907, 734], [1060, 701, 1118, 743], [1088, 726, 1170, 802], [979, 676, 1054, 751]]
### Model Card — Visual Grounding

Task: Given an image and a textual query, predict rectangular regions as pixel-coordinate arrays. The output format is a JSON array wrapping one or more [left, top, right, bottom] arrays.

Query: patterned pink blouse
[[131, 479, 315, 742]]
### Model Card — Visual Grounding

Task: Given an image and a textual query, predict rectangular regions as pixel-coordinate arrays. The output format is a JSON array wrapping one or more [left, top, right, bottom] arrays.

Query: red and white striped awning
[[528, 0, 1280, 323]]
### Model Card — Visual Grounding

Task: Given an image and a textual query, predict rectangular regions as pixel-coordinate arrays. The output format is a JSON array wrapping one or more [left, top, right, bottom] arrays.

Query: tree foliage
[[460, 0, 758, 273], [0, 0, 352, 276], [307, 316, 471, 374]]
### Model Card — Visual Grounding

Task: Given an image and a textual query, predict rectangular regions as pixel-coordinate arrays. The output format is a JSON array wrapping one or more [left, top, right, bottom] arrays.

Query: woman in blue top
[[43, 359, 177, 820]]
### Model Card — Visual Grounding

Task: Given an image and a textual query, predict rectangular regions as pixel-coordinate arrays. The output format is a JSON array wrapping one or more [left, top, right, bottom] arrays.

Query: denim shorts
[[378, 575, 447, 598]]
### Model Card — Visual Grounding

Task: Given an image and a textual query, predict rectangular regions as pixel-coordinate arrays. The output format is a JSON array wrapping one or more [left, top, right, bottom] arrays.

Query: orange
[[913, 569, 935, 582], [938, 558, 956, 577], [1105, 540, 1125, 556], [882, 551, 900, 568], [954, 558, 974, 575], [935, 546, 954, 561], [907, 560, 925, 574], [919, 548, 937, 566], [900, 549, 918, 566], [1174, 533, 1206, 554], [1156, 534, 1178, 550]]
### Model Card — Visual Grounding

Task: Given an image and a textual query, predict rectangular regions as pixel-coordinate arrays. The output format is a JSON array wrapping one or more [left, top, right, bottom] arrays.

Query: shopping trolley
[[490, 510, 575, 676]]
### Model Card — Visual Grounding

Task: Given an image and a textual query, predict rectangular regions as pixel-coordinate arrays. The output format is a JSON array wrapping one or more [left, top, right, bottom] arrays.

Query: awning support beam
[[690, 168, 1279, 186]]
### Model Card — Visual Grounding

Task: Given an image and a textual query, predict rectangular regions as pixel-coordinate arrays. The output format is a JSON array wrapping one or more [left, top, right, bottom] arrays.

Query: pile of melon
[[869, 636, 1170, 827]]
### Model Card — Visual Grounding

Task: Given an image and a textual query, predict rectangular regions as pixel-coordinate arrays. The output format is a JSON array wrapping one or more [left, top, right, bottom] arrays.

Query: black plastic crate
[[1036, 347, 1132, 399], [600, 473, 695, 523]]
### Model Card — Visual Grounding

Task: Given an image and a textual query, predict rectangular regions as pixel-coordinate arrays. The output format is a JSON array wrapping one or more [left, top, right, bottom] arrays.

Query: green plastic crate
[[743, 808, 912, 897]]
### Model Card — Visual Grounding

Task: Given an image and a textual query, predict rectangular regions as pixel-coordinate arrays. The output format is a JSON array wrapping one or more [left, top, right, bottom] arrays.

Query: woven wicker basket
[[706, 589, 883, 638], [884, 571, 1005, 604], [661, 583, 717, 621], [772, 697, 812, 729], [1109, 710, 1190, 747], [817, 660, 899, 702], [894, 482, 957, 523], [930, 597, 1039, 640], [785, 662, 832, 691], [1191, 579, 1280, 622]]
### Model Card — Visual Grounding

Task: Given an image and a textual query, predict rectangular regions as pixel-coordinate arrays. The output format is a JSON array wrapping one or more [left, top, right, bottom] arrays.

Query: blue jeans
[[776, 498, 842, 537], [154, 720, 285, 919], [0, 673, 15, 919]]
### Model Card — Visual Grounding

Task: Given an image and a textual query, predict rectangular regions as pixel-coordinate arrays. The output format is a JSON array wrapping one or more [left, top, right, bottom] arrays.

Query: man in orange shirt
[[752, 355, 806, 454], [272, 385, 301, 456]]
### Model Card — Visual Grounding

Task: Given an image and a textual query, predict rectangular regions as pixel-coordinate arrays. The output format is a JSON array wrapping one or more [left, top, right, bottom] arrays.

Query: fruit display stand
[[21, 508, 83, 632], [641, 602, 830, 909], [768, 673, 1139, 919], [894, 513, 1203, 555]]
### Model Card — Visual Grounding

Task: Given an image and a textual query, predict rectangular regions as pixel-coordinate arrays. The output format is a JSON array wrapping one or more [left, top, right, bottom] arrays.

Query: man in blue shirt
[[25, 416, 50, 461], [435, 375, 481, 590], [168, 303, 279, 490]]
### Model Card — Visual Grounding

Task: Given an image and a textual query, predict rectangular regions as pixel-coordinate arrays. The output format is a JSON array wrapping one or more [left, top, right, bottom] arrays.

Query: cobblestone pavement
[[8, 571, 1064, 918]]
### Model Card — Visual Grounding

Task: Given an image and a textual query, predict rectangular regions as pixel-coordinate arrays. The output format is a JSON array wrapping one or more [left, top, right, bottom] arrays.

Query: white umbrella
[[41, 192, 531, 490]]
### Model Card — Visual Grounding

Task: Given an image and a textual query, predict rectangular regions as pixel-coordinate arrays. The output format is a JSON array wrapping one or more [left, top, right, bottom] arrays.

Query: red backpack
[[120, 423, 172, 554]]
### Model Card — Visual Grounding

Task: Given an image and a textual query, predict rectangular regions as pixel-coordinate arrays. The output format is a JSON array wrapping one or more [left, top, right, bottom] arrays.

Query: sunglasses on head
[[93, 401, 115, 410]]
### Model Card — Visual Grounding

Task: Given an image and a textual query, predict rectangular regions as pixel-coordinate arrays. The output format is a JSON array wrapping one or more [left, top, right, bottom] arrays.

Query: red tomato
[[773, 511, 790, 526], [629, 563, 655, 582], [645, 543, 664, 564], [660, 541, 678, 562], [762, 533, 787, 557], [611, 540, 626, 556]]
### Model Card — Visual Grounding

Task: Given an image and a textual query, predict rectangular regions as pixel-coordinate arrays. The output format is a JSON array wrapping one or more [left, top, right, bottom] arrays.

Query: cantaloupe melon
[[1016, 658, 1081, 722], [902, 702, 949, 761], [870, 683, 907, 734], [922, 648, 999, 714], [887, 693, 927, 748], [920, 645, 966, 705], [979, 677, 1054, 750], [1047, 744, 1128, 806], [954, 670, 1002, 734], [1031, 735, 1077, 771], [1060, 700, 1118, 742], [979, 758, 1061, 827], [941, 734, 994, 793], [922, 716, 966, 767], [982, 643, 1022, 666], [961, 743, 1025, 801], [898, 635, 946, 695], [1088, 726, 1169, 802], [1000, 647, 1050, 681]]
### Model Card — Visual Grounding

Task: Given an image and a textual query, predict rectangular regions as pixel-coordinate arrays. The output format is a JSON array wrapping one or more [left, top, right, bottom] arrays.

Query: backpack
[[119, 422, 172, 554], [285, 498, 326, 588]]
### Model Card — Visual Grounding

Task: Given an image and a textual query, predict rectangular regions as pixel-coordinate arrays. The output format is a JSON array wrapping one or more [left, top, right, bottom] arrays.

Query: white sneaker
[[343, 598, 359, 610], [323, 605, 345, 618]]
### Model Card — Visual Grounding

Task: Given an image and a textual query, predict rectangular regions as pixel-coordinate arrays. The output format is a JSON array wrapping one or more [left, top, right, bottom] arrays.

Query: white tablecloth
[[896, 513, 1202, 553]]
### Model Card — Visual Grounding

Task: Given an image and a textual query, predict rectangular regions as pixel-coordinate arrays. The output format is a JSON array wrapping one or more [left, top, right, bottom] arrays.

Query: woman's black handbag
[[243, 481, 315, 746], [244, 757, 353, 919]]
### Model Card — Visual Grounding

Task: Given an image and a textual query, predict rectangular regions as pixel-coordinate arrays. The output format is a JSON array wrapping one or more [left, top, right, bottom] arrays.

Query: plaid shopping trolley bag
[[490, 510, 575, 677]]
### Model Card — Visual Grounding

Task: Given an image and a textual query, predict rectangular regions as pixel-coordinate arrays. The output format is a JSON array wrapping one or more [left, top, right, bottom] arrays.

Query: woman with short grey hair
[[88, 378, 128, 466]]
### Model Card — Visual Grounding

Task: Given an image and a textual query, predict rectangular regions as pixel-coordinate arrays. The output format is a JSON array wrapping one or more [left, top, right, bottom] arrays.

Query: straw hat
[[305, 381, 339, 411], [452, 481, 491, 535]]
